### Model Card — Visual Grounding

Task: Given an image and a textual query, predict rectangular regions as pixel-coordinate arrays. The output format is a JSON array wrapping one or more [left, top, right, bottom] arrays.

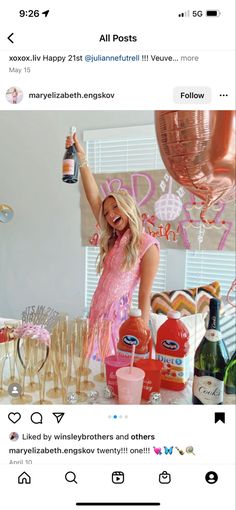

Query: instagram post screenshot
[[0, 1, 235, 509]]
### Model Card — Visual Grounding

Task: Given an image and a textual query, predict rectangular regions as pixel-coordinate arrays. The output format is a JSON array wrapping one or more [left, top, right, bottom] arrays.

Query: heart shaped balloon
[[155, 111, 235, 222]]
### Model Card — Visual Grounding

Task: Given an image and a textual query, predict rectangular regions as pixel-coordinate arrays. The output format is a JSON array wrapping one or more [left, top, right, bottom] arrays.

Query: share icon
[[52, 412, 65, 424]]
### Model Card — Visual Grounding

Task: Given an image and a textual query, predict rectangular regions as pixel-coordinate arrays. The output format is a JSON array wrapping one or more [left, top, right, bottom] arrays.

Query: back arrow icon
[[8, 33, 14, 43]]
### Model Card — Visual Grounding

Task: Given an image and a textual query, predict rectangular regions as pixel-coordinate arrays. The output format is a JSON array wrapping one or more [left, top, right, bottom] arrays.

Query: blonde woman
[[66, 134, 160, 355]]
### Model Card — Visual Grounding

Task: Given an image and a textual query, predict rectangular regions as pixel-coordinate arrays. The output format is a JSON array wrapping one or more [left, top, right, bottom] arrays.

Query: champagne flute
[[3, 325, 19, 386], [80, 319, 96, 391], [36, 329, 68, 404], [64, 320, 76, 387], [75, 317, 91, 378], [0, 336, 8, 397], [94, 319, 112, 383], [46, 331, 63, 399], [34, 358, 52, 405], [44, 356, 54, 382], [58, 331, 70, 403], [12, 334, 50, 404], [11, 336, 35, 404], [24, 345, 40, 393], [73, 319, 88, 402]]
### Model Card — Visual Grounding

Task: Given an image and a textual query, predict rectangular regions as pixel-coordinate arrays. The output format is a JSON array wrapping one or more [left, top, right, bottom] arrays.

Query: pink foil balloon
[[155, 111, 235, 223]]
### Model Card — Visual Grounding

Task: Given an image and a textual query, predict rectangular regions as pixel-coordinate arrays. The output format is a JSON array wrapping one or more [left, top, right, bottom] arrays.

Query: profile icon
[[6, 86, 23, 104], [9, 432, 19, 441], [8, 383, 22, 396]]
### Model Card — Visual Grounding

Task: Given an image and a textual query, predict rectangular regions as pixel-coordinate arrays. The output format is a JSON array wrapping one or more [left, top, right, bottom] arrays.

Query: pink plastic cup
[[116, 366, 145, 405], [105, 355, 130, 397]]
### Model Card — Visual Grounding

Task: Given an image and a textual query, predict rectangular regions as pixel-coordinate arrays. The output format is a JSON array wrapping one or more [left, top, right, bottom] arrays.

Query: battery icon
[[206, 10, 221, 16]]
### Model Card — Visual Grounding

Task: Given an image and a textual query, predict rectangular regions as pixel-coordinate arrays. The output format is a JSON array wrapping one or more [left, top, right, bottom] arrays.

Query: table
[[0, 317, 192, 405], [0, 356, 193, 405]]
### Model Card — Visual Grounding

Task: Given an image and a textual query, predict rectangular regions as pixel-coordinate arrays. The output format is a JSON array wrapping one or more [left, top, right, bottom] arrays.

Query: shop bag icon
[[159, 471, 171, 484]]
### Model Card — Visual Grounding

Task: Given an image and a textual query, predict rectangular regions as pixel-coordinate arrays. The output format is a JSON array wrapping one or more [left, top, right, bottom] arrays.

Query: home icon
[[18, 472, 31, 484]]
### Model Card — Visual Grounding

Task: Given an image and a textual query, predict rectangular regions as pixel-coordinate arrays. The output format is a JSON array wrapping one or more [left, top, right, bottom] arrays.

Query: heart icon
[[8, 412, 21, 424], [153, 447, 162, 455]]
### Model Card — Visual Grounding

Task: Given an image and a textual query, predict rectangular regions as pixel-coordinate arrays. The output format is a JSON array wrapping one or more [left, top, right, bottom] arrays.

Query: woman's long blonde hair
[[97, 190, 143, 273]]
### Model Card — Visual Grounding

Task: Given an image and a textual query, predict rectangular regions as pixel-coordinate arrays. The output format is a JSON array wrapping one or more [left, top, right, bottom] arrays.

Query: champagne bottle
[[62, 127, 79, 183], [224, 351, 236, 404], [193, 298, 229, 405]]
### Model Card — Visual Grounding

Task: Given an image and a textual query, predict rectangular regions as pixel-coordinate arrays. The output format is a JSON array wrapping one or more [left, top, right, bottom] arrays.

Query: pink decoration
[[89, 223, 101, 246], [155, 177, 183, 221], [89, 233, 99, 246], [14, 323, 51, 346], [99, 173, 156, 207], [100, 178, 132, 198], [227, 280, 236, 308], [131, 173, 155, 207], [179, 196, 233, 250], [141, 213, 156, 228], [147, 223, 179, 243]]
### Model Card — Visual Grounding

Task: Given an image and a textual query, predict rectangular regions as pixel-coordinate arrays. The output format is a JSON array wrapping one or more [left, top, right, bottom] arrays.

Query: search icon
[[65, 471, 77, 484]]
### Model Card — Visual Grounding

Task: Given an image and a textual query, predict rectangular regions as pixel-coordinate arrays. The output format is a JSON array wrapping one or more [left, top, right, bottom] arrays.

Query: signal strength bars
[[178, 11, 190, 17]]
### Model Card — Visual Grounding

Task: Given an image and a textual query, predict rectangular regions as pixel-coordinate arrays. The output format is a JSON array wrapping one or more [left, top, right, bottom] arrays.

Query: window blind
[[185, 251, 236, 355], [185, 250, 235, 297], [84, 125, 167, 309], [86, 138, 163, 173]]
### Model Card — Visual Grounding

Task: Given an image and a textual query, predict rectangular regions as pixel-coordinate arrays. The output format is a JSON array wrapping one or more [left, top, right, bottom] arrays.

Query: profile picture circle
[[6, 86, 23, 104], [9, 432, 19, 441]]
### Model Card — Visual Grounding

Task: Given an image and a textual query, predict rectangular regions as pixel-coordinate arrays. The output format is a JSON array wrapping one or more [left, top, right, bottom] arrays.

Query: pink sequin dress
[[89, 229, 160, 358]]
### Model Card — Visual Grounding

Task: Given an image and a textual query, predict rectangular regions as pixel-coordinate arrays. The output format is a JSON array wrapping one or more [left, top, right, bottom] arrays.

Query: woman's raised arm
[[66, 134, 102, 222]]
